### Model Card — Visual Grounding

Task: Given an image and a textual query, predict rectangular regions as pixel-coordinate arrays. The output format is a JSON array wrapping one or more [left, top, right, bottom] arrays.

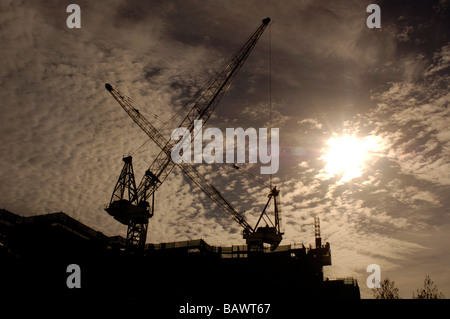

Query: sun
[[321, 134, 380, 183]]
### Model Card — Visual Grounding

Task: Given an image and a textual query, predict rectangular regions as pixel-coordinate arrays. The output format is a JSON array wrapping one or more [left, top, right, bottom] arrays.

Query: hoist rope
[[269, 22, 273, 190]]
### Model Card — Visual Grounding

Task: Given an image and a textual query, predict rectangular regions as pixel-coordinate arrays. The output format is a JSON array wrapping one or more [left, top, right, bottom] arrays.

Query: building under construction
[[0, 208, 360, 304], [1, 18, 361, 307]]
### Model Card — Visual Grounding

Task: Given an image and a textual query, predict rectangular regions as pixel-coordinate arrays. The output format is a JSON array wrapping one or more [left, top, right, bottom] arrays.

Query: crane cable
[[231, 164, 270, 189], [125, 107, 187, 158], [229, 23, 274, 192], [132, 22, 274, 165], [126, 95, 171, 157], [269, 22, 273, 190], [124, 95, 170, 126], [128, 80, 205, 157]]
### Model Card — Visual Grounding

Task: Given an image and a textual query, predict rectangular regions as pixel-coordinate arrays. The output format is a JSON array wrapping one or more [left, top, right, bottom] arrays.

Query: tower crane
[[104, 18, 282, 252]]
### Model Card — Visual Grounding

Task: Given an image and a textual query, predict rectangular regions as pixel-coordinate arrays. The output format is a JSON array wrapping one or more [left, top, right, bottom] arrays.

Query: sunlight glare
[[321, 134, 380, 183]]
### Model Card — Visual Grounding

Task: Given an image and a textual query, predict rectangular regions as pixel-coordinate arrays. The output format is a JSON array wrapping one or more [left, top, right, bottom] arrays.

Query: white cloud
[[298, 118, 323, 130], [425, 42, 450, 76]]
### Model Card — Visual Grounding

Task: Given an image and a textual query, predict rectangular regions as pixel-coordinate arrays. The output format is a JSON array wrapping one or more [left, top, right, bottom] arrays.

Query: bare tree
[[372, 277, 401, 299], [413, 275, 445, 299]]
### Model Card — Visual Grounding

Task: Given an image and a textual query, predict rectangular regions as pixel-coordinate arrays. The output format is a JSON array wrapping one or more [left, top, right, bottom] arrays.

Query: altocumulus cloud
[[0, 0, 449, 299]]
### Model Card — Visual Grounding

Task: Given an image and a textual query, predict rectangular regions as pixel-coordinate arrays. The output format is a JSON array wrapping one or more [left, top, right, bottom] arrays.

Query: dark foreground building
[[0, 209, 360, 307]]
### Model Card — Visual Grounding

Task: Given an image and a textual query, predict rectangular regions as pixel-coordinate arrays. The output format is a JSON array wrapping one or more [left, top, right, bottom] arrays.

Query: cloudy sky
[[1, 0, 449, 298]]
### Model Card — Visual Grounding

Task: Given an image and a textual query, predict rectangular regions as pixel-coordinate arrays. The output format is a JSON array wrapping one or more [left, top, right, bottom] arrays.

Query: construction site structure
[[0, 209, 360, 304], [0, 18, 362, 308], [315, 216, 321, 248]]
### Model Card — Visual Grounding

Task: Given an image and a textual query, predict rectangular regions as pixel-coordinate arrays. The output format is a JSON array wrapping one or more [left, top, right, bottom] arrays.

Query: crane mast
[[105, 18, 278, 252]]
